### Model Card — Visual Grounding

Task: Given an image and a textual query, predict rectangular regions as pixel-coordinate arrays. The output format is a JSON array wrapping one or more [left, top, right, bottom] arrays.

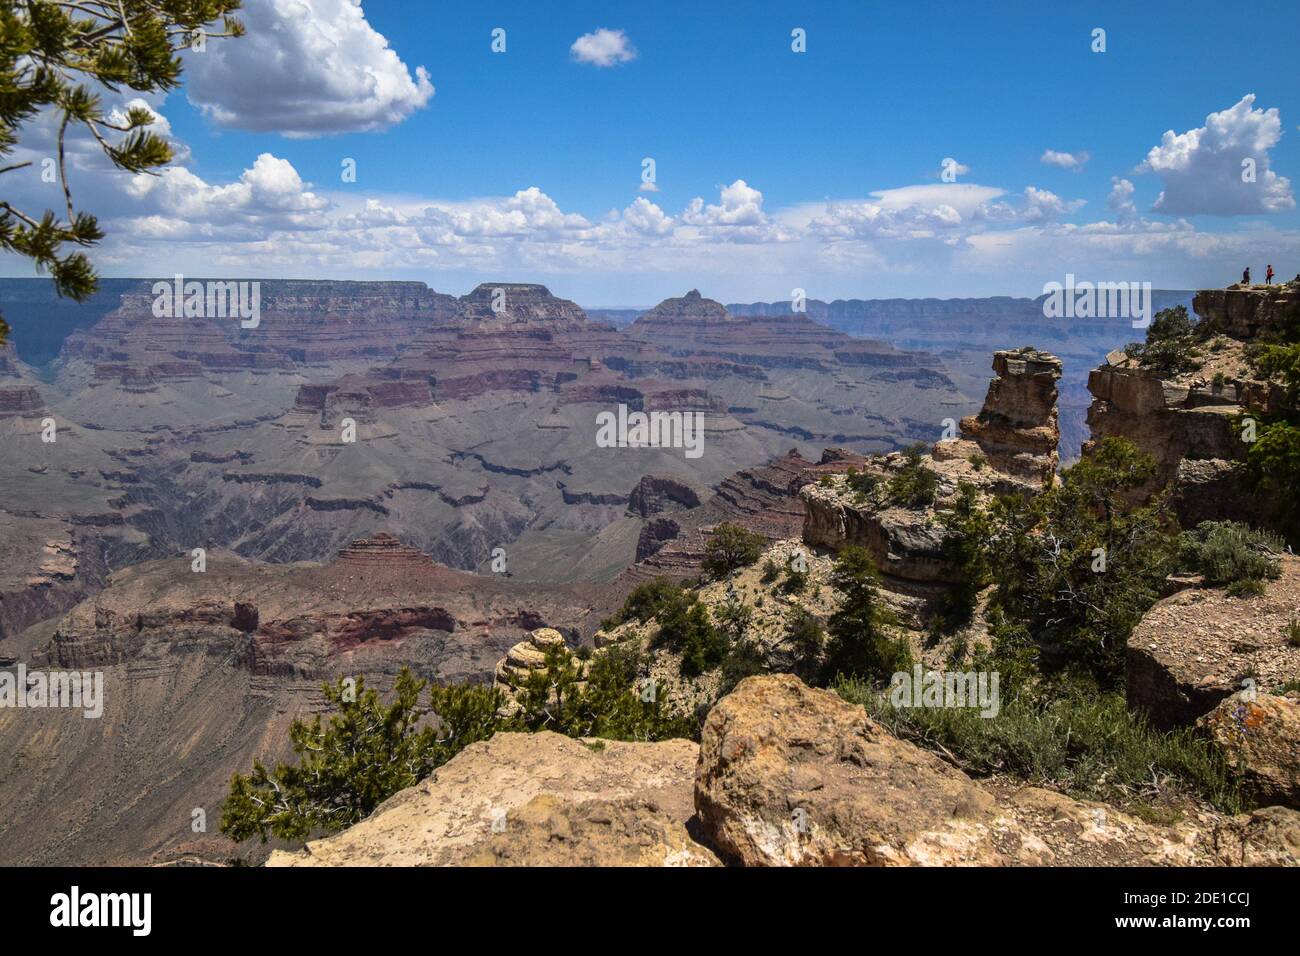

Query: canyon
[[729, 290, 1196, 462], [0, 276, 977, 863], [0, 276, 1250, 866]]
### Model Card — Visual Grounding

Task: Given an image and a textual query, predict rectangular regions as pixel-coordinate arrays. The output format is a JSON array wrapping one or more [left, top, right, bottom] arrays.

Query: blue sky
[[4, 0, 1299, 304]]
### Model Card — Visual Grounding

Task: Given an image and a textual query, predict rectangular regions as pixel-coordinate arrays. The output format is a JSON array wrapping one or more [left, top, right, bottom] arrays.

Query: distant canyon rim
[[0, 275, 1193, 863]]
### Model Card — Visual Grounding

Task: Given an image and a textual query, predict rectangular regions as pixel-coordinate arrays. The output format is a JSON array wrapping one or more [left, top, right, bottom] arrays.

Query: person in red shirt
[[1266, 264, 1274, 285]]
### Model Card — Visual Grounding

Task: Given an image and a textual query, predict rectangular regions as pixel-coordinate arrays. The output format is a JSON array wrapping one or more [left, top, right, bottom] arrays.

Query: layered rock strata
[[1084, 282, 1298, 526]]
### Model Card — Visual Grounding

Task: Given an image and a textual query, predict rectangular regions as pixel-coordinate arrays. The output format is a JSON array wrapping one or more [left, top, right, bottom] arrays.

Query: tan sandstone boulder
[[693, 674, 1300, 867], [266, 731, 718, 867], [1199, 693, 1300, 809], [492, 627, 575, 716], [1127, 555, 1300, 729], [693, 673, 1045, 865]]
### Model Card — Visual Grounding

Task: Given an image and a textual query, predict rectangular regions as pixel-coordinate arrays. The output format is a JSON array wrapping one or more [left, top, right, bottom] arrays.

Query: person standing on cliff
[[1243, 266, 1251, 285], [1266, 264, 1274, 285]]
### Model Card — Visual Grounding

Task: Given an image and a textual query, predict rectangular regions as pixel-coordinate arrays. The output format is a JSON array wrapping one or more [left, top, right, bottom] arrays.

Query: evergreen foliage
[[887, 443, 939, 508], [701, 522, 766, 579], [1, 0, 245, 343], [821, 546, 911, 683]]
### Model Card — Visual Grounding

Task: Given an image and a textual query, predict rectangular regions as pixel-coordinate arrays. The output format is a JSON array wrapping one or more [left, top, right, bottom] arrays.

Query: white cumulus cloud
[[1140, 94, 1293, 216], [1021, 186, 1085, 222], [184, 0, 434, 137], [1040, 149, 1089, 171], [1107, 177, 1138, 225], [570, 29, 636, 68], [622, 197, 674, 236]]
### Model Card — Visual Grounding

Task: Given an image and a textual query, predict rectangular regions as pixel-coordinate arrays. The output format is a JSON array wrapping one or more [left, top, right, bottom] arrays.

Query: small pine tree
[[888, 444, 940, 508], [679, 602, 727, 676], [701, 523, 765, 579], [1124, 305, 1201, 375], [220, 669, 502, 843], [987, 437, 1175, 687], [785, 606, 826, 682], [822, 546, 911, 683], [938, 481, 992, 627]]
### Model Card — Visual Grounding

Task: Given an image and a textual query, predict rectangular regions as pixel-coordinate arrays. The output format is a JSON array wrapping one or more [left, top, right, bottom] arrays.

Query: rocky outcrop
[[958, 347, 1062, 483], [1199, 693, 1300, 809], [1193, 284, 1300, 339], [1127, 555, 1300, 729], [492, 627, 573, 716], [693, 675, 1299, 866], [798, 345, 1059, 626], [269, 674, 1300, 866], [801, 483, 955, 586], [1084, 282, 1298, 526], [627, 475, 703, 517], [266, 732, 718, 867]]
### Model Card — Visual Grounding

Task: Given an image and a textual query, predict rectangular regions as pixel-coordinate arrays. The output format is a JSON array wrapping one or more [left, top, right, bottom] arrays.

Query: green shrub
[[888, 444, 939, 508], [836, 677, 1241, 814], [845, 467, 881, 501], [517, 643, 694, 741], [1246, 298, 1300, 392], [604, 577, 691, 629], [221, 670, 502, 843], [647, 591, 726, 678], [1250, 343, 1300, 399], [785, 606, 825, 681], [1242, 416, 1300, 545], [759, 558, 780, 583], [1178, 521, 1283, 595], [719, 638, 768, 697], [220, 642, 701, 846], [938, 481, 991, 627], [821, 546, 911, 684], [702, 523, 766, 579], [713, 590, 753, 643], [987, 437, 1175, 688], [1125, 305, 1202, 375], [1284, 618, 1300, 648]]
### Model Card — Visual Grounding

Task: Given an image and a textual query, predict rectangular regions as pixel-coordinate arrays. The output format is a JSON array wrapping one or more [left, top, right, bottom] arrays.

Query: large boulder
[[1127, 555, 1300, 729], [1199, 693, 1300, 809], [693, 674, 1030, 865], [267, 731, 717, 867], [693, 674, 1300, 866]]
